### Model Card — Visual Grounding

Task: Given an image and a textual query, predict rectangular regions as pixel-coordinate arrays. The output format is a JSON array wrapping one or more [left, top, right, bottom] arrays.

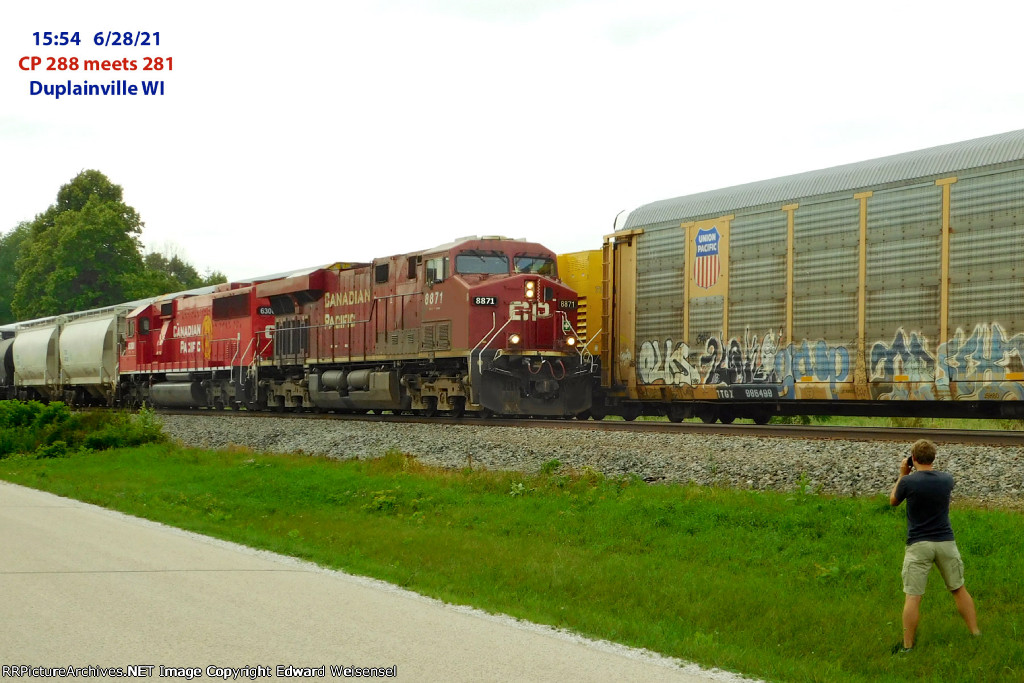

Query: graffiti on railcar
[[637, 328, 851, 398], [699, 329, 782, 385], [867, 324, 1024, 400], [869, 329, 937, 400], [939, 323, 1024, 400], [870, 329, 936, 381], [772, 338, 850, 397], [637, 339, 698, 386]]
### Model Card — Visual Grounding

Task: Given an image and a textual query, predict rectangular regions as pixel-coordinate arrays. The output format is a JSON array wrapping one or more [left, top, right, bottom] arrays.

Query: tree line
[[0, 170, 225, 325]]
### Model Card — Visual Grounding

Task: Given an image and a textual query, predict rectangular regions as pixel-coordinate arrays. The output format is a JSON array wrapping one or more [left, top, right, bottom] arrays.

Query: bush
[[0, 401, 165, 458], [34, 440, 68, 459]]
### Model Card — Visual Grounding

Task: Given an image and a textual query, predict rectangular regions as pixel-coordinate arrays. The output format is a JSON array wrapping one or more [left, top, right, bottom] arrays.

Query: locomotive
[[2, 236, 592, 417], [560, 128, 1024, 423]]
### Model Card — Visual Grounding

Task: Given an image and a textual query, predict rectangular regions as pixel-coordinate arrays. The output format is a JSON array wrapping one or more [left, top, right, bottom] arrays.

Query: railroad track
[[155, 409, 1024, 447]]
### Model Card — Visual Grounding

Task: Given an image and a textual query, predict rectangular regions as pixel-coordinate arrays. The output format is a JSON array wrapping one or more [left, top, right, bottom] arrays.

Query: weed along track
[[157, 413, 1024, 509]]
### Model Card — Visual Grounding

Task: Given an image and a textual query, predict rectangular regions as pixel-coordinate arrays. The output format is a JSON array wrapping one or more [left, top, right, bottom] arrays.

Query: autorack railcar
[[585, 128, 1024, 422]]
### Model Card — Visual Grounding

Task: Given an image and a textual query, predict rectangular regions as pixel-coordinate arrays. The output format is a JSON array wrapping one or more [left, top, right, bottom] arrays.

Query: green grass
[[1, 445, 1021, 682]]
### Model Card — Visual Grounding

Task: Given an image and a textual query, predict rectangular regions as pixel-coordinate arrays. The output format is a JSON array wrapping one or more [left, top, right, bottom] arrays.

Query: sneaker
[[891, 643, 914, 655]]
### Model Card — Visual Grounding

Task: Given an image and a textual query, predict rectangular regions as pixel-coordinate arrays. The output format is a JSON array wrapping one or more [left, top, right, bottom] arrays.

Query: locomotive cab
[[435, 238, 592, 416]]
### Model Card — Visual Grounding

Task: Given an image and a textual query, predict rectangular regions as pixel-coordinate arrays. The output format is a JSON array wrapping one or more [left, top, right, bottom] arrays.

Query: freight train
[[559, 128, 1024, 423], [0, 236, 592, 417], [5, 130, 1024, 424]]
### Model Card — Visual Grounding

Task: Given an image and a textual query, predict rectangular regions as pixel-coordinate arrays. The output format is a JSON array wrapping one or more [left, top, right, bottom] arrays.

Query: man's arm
[[890, 458, 912, 506]]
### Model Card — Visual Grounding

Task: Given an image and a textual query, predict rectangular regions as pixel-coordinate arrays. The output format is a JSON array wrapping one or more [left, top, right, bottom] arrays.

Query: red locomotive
[[117, 236, 591, 417], [119, 281, 275, 409]]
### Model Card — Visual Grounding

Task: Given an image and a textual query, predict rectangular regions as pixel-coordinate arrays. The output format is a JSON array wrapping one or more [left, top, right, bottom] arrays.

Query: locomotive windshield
[[455, 251, 509, 275], [514, 255, 556, 276]]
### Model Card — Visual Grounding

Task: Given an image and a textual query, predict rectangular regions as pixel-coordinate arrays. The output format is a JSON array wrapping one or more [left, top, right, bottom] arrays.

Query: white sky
[[3, 0, 1023, 281]]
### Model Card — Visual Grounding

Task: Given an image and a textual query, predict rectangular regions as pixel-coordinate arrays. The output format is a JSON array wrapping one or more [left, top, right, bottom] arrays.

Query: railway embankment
[[158, 415, 1024, 510]]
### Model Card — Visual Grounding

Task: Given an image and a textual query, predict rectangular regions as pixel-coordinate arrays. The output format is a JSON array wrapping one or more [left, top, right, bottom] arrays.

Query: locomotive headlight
[[566, 336, 577, 347], [509, 333, 522, 346], [525, 281, 536, 299]]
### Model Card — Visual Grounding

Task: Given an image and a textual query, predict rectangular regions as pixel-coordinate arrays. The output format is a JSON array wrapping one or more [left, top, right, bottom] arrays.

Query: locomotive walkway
[[0, 482, 747, 683]]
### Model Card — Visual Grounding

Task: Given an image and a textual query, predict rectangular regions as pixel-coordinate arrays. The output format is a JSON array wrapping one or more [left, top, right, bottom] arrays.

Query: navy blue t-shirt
[[894, 470, 955, 545]]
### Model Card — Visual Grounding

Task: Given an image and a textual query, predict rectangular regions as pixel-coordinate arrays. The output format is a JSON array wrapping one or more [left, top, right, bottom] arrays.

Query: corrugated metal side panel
[[689, 297, 723, 370], [636, 227, 685, 343], [949, 169, 1024, 331], [865, 184, 942, 341], [792, 199, 858, 343], [623, 129, 1024, 230], [729, 209, 786, 336]]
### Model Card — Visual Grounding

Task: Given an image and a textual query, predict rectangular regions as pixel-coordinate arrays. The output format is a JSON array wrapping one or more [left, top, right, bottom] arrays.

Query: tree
[[12, 192, 146, 319], [9, 170, 227, 321], [138, 251, 227, 294], [0, 223, 31, 324]]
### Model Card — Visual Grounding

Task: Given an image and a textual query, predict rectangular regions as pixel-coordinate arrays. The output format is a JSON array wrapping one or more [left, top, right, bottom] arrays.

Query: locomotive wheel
[[420, 397, 438, 417], [444, 396, 466, 418]]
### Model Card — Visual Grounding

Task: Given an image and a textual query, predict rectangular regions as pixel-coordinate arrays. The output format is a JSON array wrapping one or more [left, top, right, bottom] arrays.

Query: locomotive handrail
[[234, 334, 255, 390], [474, 313, 516, 374], [470, 313, 499, 360]]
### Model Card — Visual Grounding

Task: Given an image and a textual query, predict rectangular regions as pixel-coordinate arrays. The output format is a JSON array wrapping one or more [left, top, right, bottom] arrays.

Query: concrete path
[[0, 481, 752, 682]]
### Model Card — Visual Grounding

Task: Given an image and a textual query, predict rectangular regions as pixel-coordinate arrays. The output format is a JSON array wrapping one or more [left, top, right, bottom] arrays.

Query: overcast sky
[[3, 0, 1022, 281]]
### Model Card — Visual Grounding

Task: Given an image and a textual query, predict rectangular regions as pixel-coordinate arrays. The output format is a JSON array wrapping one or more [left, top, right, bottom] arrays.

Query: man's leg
[[951, 586, 980, 635], [902, 594, 922, 648]]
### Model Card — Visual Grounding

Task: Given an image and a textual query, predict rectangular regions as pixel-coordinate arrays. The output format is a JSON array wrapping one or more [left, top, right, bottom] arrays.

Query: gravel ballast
[[158, 415, 1024, 509]]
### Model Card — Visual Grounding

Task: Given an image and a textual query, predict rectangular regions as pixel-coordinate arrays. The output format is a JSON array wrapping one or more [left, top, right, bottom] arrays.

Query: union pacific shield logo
[[693, 226, 720, 289]]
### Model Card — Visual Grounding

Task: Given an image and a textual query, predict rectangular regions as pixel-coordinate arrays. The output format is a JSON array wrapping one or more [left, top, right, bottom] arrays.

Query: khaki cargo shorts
[[902, 540, 965, 595]]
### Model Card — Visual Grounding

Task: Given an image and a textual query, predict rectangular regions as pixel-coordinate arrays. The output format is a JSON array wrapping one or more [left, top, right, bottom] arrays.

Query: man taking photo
[[889, 438, 981, 654]]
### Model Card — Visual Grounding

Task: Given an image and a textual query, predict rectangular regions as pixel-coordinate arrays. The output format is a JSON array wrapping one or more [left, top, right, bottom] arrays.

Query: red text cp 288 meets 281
[[21, 32, 171, 72], [19, 57, 173, 72]]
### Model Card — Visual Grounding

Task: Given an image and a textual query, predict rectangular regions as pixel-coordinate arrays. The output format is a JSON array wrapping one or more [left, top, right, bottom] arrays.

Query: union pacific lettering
[[324, 288, 371, 328]]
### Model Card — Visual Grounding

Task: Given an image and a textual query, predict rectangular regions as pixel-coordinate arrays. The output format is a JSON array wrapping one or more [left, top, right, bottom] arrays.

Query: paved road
[[0, 481, 751, 682]]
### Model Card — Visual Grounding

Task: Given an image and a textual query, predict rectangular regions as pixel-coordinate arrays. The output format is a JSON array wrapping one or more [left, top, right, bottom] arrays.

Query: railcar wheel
[[620, 404, 641, 421], [751, 409, 771, 425], [719, 409, 736, 424], [697, 407, 717, 424], [666, 404, 689, 423]]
